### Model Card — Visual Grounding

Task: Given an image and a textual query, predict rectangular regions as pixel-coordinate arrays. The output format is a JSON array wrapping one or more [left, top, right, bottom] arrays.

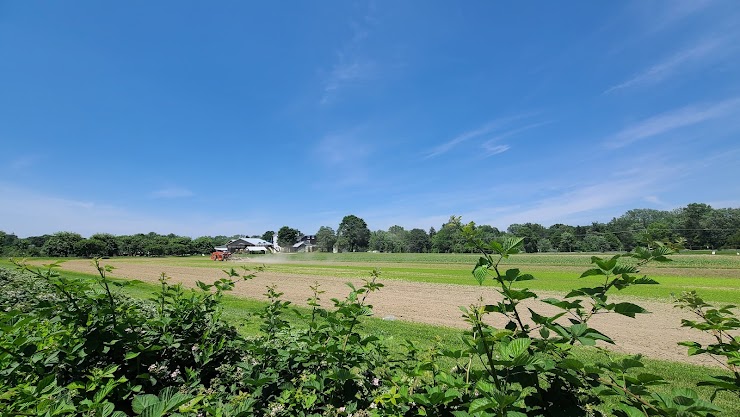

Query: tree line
[[1, 203, 738, 257]]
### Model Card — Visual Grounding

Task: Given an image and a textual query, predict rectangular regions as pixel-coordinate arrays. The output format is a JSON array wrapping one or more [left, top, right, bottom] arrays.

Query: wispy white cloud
[[482, 144, 510, 156], [151, 187, 194, 198], [604, 97, 740, 149], [476, 168, 677, 229], [320, 6, 379, 105], [604, 37, 724, 93], [321, 58, 377, 104], [425, 122, 503, 159], [632, 0, 714, 34], [479, 121, 551, 158], [425, 115, 541, 159]]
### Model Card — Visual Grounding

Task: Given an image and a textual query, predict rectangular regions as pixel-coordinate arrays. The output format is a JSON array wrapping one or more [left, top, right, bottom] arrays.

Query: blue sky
[[1, 1, 739, 238]]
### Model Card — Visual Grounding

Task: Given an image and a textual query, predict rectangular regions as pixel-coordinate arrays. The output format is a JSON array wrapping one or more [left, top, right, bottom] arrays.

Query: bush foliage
[[1, 233, 737, 416]]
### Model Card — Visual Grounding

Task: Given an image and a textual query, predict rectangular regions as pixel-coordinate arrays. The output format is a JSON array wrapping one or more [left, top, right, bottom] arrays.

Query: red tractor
[[210, 250, 231, 261]]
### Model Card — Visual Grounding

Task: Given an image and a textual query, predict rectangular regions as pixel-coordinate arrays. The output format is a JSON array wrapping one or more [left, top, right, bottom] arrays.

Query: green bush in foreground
[[0, 234, 737, 416]]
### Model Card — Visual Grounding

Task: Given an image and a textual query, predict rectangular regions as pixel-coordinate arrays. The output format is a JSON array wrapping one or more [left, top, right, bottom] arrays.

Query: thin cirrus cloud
[[321, 58, 377, 104], [320, 8, 378, 105], [479, 121, 552, 157], [151, 187, 194, 199], [424, 115, 538, 159], [426, 117, 548, 159], [603, 97, 740, 149], [482, 144, 510, 156], [604, 37, 724, 94]]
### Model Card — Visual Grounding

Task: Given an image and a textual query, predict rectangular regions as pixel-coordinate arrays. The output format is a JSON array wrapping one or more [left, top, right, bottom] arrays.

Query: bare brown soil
[[58, 259, 722, 367]]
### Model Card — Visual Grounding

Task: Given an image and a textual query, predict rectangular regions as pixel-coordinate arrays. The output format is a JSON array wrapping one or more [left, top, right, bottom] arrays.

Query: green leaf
[[132, 394, 159, 414], [542, 298, 582, 310], [580, 268, 606, 278], [469, 398, 497, 413], [633, 277, 659, 285], [504, 268, 520, 282], [613, 302, 648, 318], [637, 373, 665, 385], [569, 323, 588, 337], [507, 338, 531, 357], [617, 404, 646, 417], [472, 265, 488, 286], [124, 351, 141, 360], [559, 358, 584, 370]]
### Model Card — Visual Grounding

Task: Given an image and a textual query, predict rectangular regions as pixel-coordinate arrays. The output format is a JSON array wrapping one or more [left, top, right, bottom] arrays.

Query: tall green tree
[[369, 230, 393, 252], [315, 226, 337, 252], [558, 231, 576, 252], [277, 226, 301, 247], [336, 215, 370, 252], [90, 233, 119, 257], [507, 223, 546, 253], [192, 236, 216, 254], [679, 203, 713, 249], [42, 232, 83, 257], [406, 228, 431, 253], [73, 238, 107, 257], [432, 216, 466, 253], [261, 230, 275, 243]]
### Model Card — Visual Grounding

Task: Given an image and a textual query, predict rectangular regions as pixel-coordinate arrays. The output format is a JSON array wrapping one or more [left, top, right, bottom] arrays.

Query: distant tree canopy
[[336, 215, 370, 252], [315, 226, 337, 252], [277, 226, 301, 247], [1, 203, 738, 257], [260, 230, 275, 243]]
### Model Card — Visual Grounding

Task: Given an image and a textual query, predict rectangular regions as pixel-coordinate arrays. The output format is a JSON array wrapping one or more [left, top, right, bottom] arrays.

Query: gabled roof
[[227, 238, 273, 246]]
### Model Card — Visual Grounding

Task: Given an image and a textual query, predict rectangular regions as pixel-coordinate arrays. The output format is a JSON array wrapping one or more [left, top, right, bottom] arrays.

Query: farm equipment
[[211, 251, 231, 261]]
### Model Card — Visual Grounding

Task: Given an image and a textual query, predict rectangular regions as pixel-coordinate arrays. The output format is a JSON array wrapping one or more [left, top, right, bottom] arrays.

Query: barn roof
[[227, 238, 273, 246]]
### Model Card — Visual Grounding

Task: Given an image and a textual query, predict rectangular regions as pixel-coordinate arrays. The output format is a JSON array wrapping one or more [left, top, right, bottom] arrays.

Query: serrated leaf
[[633, 277, 659, 285], [507, 338, 531, 357], [613, 264, 637, 274], [472, 265, 488, 286], [132, 394, 159, 414], [469, 398, 497, 413]]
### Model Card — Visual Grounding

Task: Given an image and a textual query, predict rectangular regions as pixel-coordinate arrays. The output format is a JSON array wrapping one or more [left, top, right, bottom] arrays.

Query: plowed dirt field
[[58, 259, 720, 367]]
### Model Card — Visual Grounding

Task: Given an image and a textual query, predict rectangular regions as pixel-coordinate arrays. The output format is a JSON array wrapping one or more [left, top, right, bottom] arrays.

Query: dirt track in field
[[58, 259, 723, 367]]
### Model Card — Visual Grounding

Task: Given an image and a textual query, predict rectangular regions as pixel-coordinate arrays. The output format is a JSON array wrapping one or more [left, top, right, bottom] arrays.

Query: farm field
[[20, 251, 739, 366], [4, 257, 738, 415], [7, 254, 740, 416], [39, 251, 740, 303]]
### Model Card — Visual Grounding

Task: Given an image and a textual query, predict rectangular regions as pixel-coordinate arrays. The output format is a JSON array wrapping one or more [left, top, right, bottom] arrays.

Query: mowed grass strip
[[78, 251, 740, 269]]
